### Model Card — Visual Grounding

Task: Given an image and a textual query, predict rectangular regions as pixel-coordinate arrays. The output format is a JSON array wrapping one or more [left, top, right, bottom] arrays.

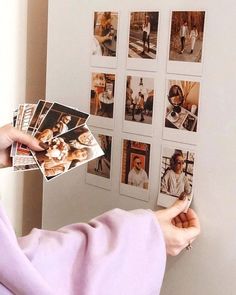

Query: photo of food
[[34, 125, 103, 181], [165, 79, 200, 132]]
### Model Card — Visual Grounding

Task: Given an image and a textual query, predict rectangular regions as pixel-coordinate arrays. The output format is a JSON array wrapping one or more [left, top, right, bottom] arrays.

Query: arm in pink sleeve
[[0, 204, 54, 295], [1, 205, 166, 295], [71, 208, 167, 295]]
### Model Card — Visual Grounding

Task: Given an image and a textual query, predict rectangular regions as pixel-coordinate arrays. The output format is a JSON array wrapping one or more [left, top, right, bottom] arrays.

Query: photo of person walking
[[125, 75, 154, 124], [128, 11, 158, 59], [169, 11, 205, 63]]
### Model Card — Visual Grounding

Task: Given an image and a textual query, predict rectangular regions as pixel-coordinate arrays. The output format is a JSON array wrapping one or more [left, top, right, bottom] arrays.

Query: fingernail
[[179, 195, 187, 201], [39, 141, 49, 150]]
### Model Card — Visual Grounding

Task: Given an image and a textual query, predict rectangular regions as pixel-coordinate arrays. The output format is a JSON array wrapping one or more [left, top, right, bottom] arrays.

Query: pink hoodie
[[0, 204, 166, 294]]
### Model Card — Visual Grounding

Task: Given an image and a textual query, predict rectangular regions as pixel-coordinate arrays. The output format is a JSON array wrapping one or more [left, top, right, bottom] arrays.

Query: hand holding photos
[[11, 100, 104, 181]]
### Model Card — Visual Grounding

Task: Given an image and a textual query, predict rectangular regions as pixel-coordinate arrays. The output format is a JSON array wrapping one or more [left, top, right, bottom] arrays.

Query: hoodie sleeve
[[0, 204, 54, 295], [0, 205, 166, 295]]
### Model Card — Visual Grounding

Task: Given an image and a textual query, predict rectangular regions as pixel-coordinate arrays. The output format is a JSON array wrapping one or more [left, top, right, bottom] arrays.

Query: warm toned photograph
[[28, 100, 53, 135], [92, 11, 118, 57], [34, 125, 103, 181], [35, 103, 89, 142], [160, 147, 195, 198], [128, 11, 159, 59], [169, 11, 205, 62], [125, 75, 154, 124], [121, 140, 150, 189], [90, 72, 115, 118], [87, 134, 112, 179], [165, 79, 200, 132]]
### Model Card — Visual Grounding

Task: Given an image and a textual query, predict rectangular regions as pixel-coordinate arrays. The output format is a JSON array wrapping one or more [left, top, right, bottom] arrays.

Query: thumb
[[8, 126, 44, 151], [165, 197, 189, 218]]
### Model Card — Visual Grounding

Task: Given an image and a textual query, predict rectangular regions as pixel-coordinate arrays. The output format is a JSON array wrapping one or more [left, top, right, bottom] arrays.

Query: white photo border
[[126, 10, 160, 71], [167, 10, 207, 76], [86, 128, 114, 191]]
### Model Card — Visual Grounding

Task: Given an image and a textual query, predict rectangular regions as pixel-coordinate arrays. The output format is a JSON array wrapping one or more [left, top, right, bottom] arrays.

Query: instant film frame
[[88, 69, 116, 129], [167, 10, 206, 76], [86, 128, 113, 190], [126, 10, 159, 71], [91, 11, 120, 68], [33, 125, 104, 182], [162, 75, 201, 145], [120, 136, 151, 201], [123, 71, 156, 136], [157, 142, 196, 209]]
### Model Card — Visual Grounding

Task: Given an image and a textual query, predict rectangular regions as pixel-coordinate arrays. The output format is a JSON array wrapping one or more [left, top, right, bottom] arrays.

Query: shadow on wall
[[22, 0, 48, 235]]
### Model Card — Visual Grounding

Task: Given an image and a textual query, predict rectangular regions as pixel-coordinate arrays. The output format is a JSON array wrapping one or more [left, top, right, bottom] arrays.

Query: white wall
[[0, 1, 48, 235], [44, 1, 236, 294]]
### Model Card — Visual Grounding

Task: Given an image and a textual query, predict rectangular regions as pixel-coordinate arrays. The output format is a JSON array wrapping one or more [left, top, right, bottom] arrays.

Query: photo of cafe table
[[163, 78, 201, 144]]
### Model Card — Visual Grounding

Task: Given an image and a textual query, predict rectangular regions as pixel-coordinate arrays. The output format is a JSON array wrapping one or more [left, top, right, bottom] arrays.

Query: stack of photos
[[120, 139, 151, 201], [86, 131, 113, 190], [167, 11, 206, 75], [158, 145, 195, 210], [91, 11, 119, 68], [127, 11, 159, 71], [11, 100, 104, 181], [123, 74, 155, 136], [11, 104, 39, 170], [89, 71, 116, 129]]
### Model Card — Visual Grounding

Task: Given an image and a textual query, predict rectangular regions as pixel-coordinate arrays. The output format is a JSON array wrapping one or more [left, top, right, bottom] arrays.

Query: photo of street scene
[[128, 11, 159, 59], [169, 11, 205, 63]]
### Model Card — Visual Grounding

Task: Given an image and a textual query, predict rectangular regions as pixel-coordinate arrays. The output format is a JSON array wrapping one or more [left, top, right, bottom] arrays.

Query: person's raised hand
[[155, 197, 200, 256], [0, 124, 44, 168]]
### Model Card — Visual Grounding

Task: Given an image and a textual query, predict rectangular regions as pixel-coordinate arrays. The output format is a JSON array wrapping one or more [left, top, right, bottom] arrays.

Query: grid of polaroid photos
[[86, 10, 206, 206], [11, 100, 104, 181]]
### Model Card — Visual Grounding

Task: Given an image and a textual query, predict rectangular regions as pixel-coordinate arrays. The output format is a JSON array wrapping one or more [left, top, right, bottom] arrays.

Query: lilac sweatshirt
[[0, 204, 166, 295]]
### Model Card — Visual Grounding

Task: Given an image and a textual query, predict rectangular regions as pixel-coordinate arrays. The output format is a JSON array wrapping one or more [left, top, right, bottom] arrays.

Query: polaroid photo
[[11, 104, 36, 157], [13, 108, 18, 127], [33, 124, 104, 181], [34, 102, 89, 143], [91, 11, 119, 68], [12, 101, 52, 171], [120, 138, 151, 201], [86, 130, 113, 190], [13, 156, 38, 172], [10, 104, 39, 171], [15, 103, 37, 157], [87, 70, 116, 129], [28, 100, 53, 135], [167, 11, 206, 76], [163, 76, 201, 144], [126, 11, 159, 71], [157, 143, 196, 212], [123, 72, 156, 136], [10, 104, 25, 157]]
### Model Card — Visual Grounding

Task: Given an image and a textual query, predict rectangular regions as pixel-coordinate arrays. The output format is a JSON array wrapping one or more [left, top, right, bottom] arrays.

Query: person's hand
[[155, 197, 200, 256], [0, 124, 44, 168]]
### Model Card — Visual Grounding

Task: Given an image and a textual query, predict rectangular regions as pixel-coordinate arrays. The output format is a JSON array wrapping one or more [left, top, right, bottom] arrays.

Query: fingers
[[173, 215, 183, 228], [7, 125, 44, 151], [186, 208, 201, 228], [165, 197, 189, 219]]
